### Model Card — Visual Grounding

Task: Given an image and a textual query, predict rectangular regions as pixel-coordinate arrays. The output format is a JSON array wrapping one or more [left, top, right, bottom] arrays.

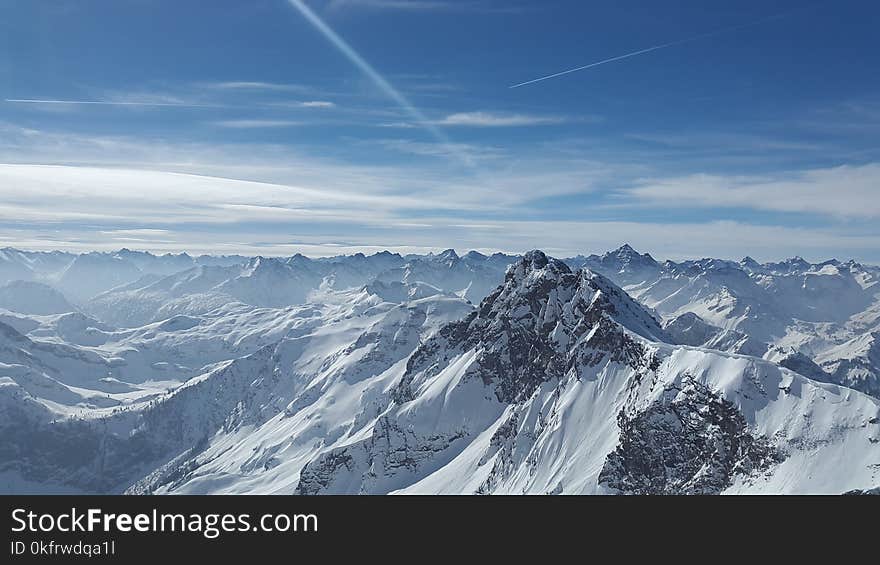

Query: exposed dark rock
[[477, 412, 520, 494], [599, 378, 783, 494], [294, 417, 469, 495], [295, 448, 356, 495], [843, 487, 880, 495], [394, 251, 665, 404]]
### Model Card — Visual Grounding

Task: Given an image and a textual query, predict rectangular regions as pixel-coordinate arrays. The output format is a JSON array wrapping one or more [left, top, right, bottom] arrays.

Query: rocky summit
[[0, 248, 878, 494]]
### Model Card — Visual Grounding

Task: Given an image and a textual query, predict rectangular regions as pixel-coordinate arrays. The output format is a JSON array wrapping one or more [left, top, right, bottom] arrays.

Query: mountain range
[[0, 245, 878, 494]]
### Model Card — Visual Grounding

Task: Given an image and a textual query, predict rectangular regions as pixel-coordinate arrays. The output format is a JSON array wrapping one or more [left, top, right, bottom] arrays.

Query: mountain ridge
[[2, 247, 879, 494]]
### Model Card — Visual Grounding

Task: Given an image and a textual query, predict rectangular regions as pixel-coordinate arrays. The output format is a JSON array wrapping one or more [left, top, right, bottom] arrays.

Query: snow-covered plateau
[[0, 246, 878, 494]]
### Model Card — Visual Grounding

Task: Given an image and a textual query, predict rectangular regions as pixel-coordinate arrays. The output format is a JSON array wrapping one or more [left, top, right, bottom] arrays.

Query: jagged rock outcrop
[[4, 247, 879, 495], [394, 251, 665, 404], [292, 251, 879, 495], [598, 378, 782, 494]]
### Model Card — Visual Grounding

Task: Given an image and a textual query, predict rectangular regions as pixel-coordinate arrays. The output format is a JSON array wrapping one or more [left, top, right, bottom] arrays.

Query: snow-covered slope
[[2, 247, 879, 495], [0, 285, 473, 493], [130, 293, 474, 495], [816, 332, 880, 398], [579, 245, 880, 398], [292, 252, 879, 494], [664, 312, 768, 357], [376, 249, 514, 303], [55, 253, 145, 303], [114, 249, 198, 276], [0, 248, 76, 285], [82, 250, 512, 328], [0, 280, 76, 315]]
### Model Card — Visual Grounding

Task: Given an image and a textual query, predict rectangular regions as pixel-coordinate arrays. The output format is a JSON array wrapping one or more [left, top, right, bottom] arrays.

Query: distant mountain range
[[0, 246, 877, 494]]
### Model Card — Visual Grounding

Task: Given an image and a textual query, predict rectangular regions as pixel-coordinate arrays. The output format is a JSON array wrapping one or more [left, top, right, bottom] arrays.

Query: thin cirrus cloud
[[328, 0, 459, 10], [210, 119, 308, 129], [3, 122, 880, 260], [432, 112, 568, 127], [4, 98, 222, 108], [622, 163, 880, 219], [6, 97, 337, 111], [326, 0, 525, 13], [345, 110, 572, 130], [509, 8, 807, 89], [0, 126, 617, 222], [1, 164, 878, 260], [267, 100, 338, 109], [376, 138, 505, 161], [203, 81, 315, 93], [0, 163, 431, 226], [6, 122, 877, 221], [284, 0, 473, 167]]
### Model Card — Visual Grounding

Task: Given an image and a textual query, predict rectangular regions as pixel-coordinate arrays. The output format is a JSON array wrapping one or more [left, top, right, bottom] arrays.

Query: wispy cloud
[[2, 180, 877, 261], [625, 132, 828, 153], [407, 82, 461, 93], [266, 100, 338, 109], [510, 8, 808, 88], [210, 120, 308, 129], [621, 163, 880, 219], [0, 164, 424, 226], [203, 81, 314, 93], [329, 0, 458, 10], [378, 121, 418, 129], [389, 73, 462, 95], [376, 138, 505, 161], [794, 98, 880, 136], [3, 122, 879, 261], [285, 0, 471, 166], [4, 98, 221, 108], [6, 94, 337, 112], [326, 0, 525, 13], [299, 101, 336, 108], [0, 124, 621, 217], [433, 111, 567, 127]]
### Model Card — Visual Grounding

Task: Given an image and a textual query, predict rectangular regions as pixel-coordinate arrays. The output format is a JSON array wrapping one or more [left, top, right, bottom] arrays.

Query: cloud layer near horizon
[[2, 153, 880, 262]]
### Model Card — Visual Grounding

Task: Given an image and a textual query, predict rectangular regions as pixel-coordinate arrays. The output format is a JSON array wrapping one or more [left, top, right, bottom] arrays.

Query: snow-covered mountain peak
[[605, 244, 658, 268], [575, 245, 661, 285], [578, 269, 667, 341], [463, 250, 487, 262], [286, 253, 314, 268], [474, 250, 576, 336], [56, 252, 144, 302], [480, 251, 665, 342], [242, 255, 277, 275], [237, 256, 318, 282], [3, 246, 880, 495], [435, 248, 460, 265], [393, 251, 665, 405], [762, 256, 813, 275], [502, 249, 571, 286], [0, 280, 76, 316]]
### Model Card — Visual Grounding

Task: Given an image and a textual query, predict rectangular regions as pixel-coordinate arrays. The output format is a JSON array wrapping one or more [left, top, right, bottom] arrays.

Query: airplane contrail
[[4, 99, 221, 108], [285, 0, 473, 166], [510, 10, 805, 89]]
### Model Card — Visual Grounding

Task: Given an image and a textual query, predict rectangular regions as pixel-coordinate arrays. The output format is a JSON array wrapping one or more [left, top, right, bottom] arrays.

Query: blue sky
[[1, 0, 879, 261]]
